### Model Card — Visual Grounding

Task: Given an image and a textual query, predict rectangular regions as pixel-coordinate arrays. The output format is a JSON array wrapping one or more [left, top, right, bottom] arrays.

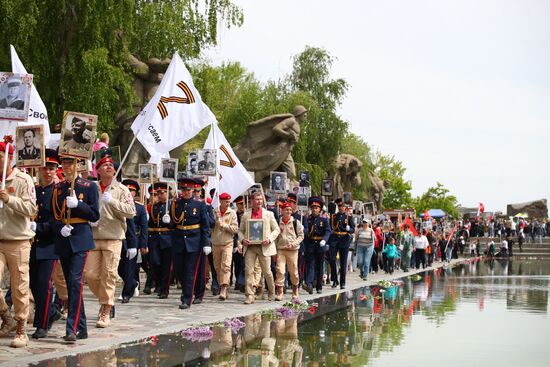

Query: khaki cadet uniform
[[0, 167, 37, 347], [275, 216, 304, 300], [211, 206, 238, 300], [85, 180, 135, 327], [238, 207, 280, 304]]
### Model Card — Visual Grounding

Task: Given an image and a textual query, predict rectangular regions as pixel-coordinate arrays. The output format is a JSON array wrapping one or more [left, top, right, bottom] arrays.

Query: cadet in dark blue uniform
[[171, 178, 210, 309], [232, 196, 246, 292], [192, 180, 217, 301], [328, 198, 355, 289], [118, 179, 147, 303], [52, 156, 100, 342], [141, 186, 157, 294], [287, 193, 308, 287], [147, 182, 173, 298], [302, 197, 331, 294], [29, 150, 62, 339]]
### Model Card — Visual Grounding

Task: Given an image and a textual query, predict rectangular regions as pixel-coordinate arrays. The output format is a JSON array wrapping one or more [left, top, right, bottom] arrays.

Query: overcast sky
[[204, 0, 549, 212]]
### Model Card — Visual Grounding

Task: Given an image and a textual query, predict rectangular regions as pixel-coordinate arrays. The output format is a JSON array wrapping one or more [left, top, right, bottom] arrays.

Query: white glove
[[146, 212, 150, 221], [66, 193, 78, 209], [203, 246, 212, 256], [345, 225, 351, 231], [127, 248, 138, 260], [101, 192, 113, 204], [90, 221, 99, 227], [60, 225, 73, 237], [320, 240, 326, 246], [30, 221, 37, 232], [233, 247, 238, 253], [162, 214, 170, 224]]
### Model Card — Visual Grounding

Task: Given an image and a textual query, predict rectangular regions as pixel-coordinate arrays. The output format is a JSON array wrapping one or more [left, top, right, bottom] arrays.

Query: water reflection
[[32, 259, 550, 367]]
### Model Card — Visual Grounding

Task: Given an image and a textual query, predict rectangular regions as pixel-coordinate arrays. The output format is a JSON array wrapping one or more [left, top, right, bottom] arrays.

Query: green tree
[[0, 0, 243, 132], [373, 152, 413, 209], [414, 182, 459, 218]]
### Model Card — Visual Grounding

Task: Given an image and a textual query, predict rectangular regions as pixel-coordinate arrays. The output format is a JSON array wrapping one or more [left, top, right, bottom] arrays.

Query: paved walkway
[[0, 258, 469, 367]]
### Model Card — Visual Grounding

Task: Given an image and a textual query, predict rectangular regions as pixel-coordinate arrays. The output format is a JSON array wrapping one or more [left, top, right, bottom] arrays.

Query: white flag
[[131, 52, 215, 157], [205, 123, 254, 208], [10, 45, 51, 143]]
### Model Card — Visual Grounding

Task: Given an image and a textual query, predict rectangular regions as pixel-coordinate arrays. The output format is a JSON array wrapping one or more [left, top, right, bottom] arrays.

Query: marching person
[[238, 191, 280, 305], [52, 156, 100, 343], [211, 192, 239, 300], [0, 139, 37, 348], [275, 202, 304, 300], [170, 178, 210, 309], [146, 182, 173, 298], [286, 193, 308, 287], [85, 155, 136, 328], [399, 224, 415, 272], [302, 197, 331, 295], [29, 149, 63, 339], [232, 196, 246, 292], [328, 199, 355, 289], [121, 179, 148, 302]]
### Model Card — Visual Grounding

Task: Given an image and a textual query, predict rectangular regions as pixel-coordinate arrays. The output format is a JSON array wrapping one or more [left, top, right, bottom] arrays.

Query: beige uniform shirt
[[0, 168, 37, 240], [92, 180, 136, 240], [211, 207, 238, 246], [276, 216, 304, 250]]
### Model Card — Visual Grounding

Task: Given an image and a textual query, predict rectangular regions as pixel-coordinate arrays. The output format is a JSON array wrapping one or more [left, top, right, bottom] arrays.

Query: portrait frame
[[196, 148, 217, 176], [76, 159, 91, 174], [58, 111, 97, 160], [160, 158, 178, 183], [298, 171, 310, 187], [15, 124, 44, 168], [187, 151, 198, 176], [247, 219, 265, 244], [352, 200, 364, 215], [0, 72, 33, 121], [297, 193, 309, 211], [363, 202, 376, 217], [343, 192, 353, 205], [139, 163, 154, 184], [270, 171, 287, 194], [321, 179, 333, 196]]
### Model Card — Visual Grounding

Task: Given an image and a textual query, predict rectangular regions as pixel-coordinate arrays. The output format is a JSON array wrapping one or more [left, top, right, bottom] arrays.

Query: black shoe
[[158, 293, 168, 299], [192, 298, 203, 305], [47, 309, 63, 330], [32, 328, 48, 339], [316, 289, 322, 294], [212, 289, 220, 296], [110, 305, 115, 319], [340, 284, 346, 289], [179, 303, 190, 309], [121, 297, 130, 304], [143, 287, 152, 295], [302, 284, 313, 295], [331, 281, 339, 289], [63, 333, 77, 343], [77, 331, 88, 340]]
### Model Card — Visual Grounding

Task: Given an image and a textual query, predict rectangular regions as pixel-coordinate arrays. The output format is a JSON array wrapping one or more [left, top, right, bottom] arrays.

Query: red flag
[[400, 216, 418, 236], [479, 202, 485, 214], [423, 209, 430, 219]]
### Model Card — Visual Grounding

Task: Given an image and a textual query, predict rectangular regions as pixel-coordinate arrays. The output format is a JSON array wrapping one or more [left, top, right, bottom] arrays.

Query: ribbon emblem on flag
[[157, 81, 196, 119]]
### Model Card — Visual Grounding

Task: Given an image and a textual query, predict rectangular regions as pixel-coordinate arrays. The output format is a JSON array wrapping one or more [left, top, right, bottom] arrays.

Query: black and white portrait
[[321, 179, 333, 196], [58, 111, 97, 159], [15, 125, 44, 168], [353, 200, 363, 215], [363, 202, 375, 217], [139, 164, 153, 183], [270, 171, 287, 193], [0, 73, 32, 121], [248, 219, 264, 244], [196, 148, 216, 176], [298, 171, 310, 187], [160, 158, 178, 183], [343, 192, 352, 205], [187, 152, 198, 176], [297, 193, 308, 208]]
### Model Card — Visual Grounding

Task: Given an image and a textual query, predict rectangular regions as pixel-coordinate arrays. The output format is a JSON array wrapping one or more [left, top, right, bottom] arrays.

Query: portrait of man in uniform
[[299, 171, 310, 187], [58, 111, 97, 159], [0, 73, 32, 120], [343, 192, 352, 205], [270, 171, 287, 193], [187, 152, 198, 175], [139, 164, 152, 183], [363, 202, 376, 217], [160, 158, 178, 183], [353, 200, 363, 215], [248, 220, 265, 244], [321, 179, 333, 196], [15, 125, 44, 168], [197, 149, 216, 176]]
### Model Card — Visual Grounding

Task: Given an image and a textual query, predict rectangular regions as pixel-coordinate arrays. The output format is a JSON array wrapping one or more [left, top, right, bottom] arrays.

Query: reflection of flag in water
[[204, 123, 254, 208]]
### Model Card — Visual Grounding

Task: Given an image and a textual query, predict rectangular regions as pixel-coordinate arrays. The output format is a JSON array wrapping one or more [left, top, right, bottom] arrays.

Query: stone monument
[[234, 105, 307, 187], [507, 199, 548, 218]]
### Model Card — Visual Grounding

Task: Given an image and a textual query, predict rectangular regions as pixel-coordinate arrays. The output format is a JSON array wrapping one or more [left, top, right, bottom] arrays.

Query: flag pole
[[211, 123, 220, 208], [0, 142, 11, 209]]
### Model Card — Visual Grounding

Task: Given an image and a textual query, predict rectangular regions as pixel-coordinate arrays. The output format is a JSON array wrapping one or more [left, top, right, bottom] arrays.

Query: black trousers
[[59, 251, 88, 336], [328, 238, 350, 286], [118, 250, 137, 299], [29, 255, 57, 330], [173, 249, 202, 306], [415, 249, 426, 269]]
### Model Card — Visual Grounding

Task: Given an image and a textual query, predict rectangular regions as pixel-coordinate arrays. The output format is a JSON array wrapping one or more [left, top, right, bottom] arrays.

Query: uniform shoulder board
[[76, 178, 91, 187]]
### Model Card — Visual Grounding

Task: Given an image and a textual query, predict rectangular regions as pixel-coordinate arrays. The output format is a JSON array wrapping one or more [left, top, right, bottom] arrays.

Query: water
[[32, 259, 550, 367]]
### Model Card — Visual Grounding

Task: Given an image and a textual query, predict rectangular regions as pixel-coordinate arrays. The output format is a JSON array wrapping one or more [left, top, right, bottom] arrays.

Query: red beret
[[0, 142, 14, 154], [281, 202, 293, 210], [219, 192, 231, 200], [206, 198, 212, 204], [96, 156, 114, 169]]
